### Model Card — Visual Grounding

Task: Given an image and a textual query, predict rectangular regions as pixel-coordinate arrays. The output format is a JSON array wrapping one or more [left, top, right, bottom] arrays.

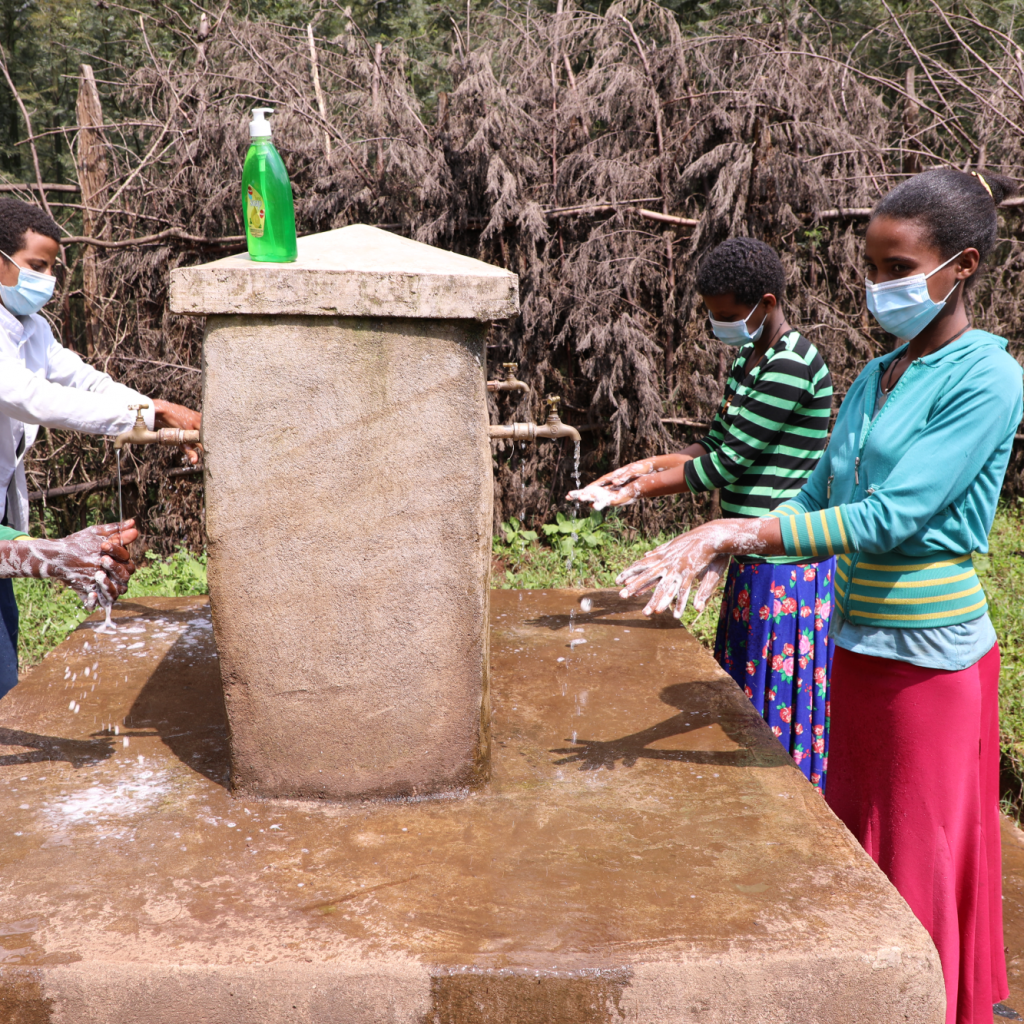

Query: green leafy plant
[[541, 510, 611, 559], [126, 548, 208, 598], [12, 579, 96, 668], [497, 517, 539, 553], [974, 504, 1024, 820]]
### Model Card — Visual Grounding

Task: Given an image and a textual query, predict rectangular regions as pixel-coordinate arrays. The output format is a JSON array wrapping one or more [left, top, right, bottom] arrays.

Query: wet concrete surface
[[999, 816, 1024, 1017], [0, 590, 943, 1022]]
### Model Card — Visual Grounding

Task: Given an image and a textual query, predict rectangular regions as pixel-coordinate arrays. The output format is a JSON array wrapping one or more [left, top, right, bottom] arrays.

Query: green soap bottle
[[241, 107, 297, 262]]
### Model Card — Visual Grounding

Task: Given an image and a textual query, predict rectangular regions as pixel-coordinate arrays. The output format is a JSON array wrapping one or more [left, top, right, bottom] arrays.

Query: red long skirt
[[826, 644, 1007, 1024]]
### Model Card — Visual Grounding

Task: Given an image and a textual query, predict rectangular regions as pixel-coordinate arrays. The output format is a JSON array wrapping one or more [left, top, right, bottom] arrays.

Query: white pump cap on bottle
[[249, 107, 274, 138]]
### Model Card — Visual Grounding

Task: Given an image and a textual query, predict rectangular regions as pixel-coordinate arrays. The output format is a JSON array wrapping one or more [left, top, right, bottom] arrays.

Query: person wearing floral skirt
[[570, 238, 834, 789], [714, 559, 833, 789]]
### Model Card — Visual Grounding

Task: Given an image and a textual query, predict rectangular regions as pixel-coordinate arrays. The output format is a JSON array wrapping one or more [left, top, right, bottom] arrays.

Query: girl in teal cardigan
[[617, 168, 1022, 1024]]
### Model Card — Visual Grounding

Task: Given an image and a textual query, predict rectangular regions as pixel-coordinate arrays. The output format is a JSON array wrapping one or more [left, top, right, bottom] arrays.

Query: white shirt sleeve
[[0, 319, 155, 435]]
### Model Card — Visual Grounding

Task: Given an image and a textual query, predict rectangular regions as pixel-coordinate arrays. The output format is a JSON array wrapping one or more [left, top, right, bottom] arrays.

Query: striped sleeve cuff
[[767, 502, 804, 520], [684, 456, 713, 493], [696, 432, 719, 454], [776, 507, 853, 558]]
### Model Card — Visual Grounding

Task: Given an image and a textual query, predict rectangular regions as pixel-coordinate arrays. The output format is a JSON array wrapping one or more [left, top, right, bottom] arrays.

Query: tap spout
[[486, 362, 530, 394], [114, 405, 200, 450], [487, 396, 581, 444], [534, 418, 581, 443]]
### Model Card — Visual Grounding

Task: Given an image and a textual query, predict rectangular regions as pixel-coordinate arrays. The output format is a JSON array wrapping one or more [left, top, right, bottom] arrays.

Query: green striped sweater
[[684, 331, 833, 519]]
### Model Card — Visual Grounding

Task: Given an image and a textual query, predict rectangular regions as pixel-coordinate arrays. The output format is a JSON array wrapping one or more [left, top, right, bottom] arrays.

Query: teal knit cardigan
[[769, 329, 1023, 627]]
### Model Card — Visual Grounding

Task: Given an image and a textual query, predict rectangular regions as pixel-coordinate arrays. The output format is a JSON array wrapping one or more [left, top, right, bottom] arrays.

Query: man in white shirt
[[0, 197, 201, 699]]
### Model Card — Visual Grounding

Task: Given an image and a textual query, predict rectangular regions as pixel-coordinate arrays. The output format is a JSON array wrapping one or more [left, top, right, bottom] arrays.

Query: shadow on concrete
[[551, 681, 792, 772], [118, 602, 231, 790], [527, 588, 683, 633], [0, 728, 114, 768]]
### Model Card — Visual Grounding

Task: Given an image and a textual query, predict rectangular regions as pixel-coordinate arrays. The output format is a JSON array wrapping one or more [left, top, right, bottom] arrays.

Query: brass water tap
[[488, 396, 581, 444], [113, 404, 201, 450], [487, 363, 530, 394], [535, 397, 581, 441]]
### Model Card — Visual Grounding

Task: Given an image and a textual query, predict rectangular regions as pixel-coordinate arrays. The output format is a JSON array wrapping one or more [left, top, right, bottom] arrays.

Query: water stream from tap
[[96, 597, 116, 634], [97, 448, 125, 635], [564, 440, 583, 583], [521, 442, 526, 515], [116, 449, 123, 546]]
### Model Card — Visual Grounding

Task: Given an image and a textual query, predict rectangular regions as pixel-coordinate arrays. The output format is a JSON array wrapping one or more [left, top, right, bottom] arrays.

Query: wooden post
[[306, 25, 332, 160], [75, 64, 109, 357], [1016, 48, 1024, 141], [902, 67, 921, 176], [371, 42, 383, 174]]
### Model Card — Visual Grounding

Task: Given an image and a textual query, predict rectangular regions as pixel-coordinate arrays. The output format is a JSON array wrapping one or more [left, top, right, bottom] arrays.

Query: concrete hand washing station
[[172, 225, 516, 801], [0, 227, 946, 1022]]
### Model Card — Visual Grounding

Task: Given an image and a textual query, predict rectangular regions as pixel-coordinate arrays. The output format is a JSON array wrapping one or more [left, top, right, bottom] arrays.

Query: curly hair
[[695, 237, 786, 306], [872, 167, 1020, 265], [0, 197, 61, 255]]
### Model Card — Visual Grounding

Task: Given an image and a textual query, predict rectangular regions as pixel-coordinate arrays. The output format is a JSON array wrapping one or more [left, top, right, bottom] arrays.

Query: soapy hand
[[153, 399, 202, 466], [616, 519, 768, 618], [567, 480, 640, 510], [0, 521, 139, 609], [567, 459, 658, 510]]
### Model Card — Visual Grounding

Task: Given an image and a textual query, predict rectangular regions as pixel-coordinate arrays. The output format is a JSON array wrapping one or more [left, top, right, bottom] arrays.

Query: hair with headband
[[870, 167, 1019, 270]]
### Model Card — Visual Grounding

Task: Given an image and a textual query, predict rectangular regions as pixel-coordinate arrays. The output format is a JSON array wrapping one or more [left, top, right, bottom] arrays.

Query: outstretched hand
[[153, 399, 202, 466], [0, 521, 139, 609], [617, 519, 772, 618]]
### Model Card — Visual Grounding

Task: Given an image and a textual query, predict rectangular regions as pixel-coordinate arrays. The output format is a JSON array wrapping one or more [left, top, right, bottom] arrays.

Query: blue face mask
[[865, 251, 963, 341], [0, 250, 56, 316], [708, 303, 766, 347]]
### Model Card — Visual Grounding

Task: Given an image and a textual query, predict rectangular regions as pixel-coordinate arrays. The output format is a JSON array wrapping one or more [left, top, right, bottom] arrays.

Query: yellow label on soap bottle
[[246, 183, 266, 238]]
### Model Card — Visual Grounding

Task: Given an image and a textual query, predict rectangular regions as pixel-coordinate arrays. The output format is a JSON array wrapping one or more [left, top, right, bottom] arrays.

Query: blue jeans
[[0, 578, 18, 700]]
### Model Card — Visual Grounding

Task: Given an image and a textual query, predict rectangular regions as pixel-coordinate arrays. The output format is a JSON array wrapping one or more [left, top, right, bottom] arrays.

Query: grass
[[13, 548, 209, 667], [974, 504, 1024, 817]]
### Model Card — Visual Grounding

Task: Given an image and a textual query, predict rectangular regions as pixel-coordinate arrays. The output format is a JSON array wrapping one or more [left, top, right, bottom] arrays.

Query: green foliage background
[[7, 0, 1024, 203]]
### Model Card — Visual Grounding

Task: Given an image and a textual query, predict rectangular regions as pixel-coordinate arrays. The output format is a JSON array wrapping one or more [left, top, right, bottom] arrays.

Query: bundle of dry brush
[[10, 0, 1024, 550]]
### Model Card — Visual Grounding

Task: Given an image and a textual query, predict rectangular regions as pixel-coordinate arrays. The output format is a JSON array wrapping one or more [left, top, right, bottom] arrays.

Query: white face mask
[[0, 250, 56, 316], [865, 251, 963, 341], [708, 303, 766, 347]]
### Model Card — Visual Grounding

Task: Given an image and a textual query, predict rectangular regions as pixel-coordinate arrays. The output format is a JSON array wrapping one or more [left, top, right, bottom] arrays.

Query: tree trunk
[[902, 67, 921, 176], [372, 43, 383, 175], [75, 64, 109, 357], [307, 25, 332, 160]]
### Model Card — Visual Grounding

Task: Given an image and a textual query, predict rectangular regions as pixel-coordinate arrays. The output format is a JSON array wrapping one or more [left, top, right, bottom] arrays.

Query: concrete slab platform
[[0, 591, 943, 1023]]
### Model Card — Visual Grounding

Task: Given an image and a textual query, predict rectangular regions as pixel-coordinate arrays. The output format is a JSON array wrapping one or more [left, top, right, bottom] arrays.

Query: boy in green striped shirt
[[570, 238, 835, 789]]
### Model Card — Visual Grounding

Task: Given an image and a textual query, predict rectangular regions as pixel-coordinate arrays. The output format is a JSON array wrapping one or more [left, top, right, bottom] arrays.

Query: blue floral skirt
[[713, 558, 835, 792]]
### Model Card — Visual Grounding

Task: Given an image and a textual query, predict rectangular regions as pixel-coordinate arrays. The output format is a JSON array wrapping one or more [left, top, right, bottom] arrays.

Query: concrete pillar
[[169, 226, 519, 800]]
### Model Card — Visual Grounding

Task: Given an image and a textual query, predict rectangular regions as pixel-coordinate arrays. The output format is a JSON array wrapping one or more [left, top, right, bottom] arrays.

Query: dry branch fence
[[3, 0, 1024, 550]]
